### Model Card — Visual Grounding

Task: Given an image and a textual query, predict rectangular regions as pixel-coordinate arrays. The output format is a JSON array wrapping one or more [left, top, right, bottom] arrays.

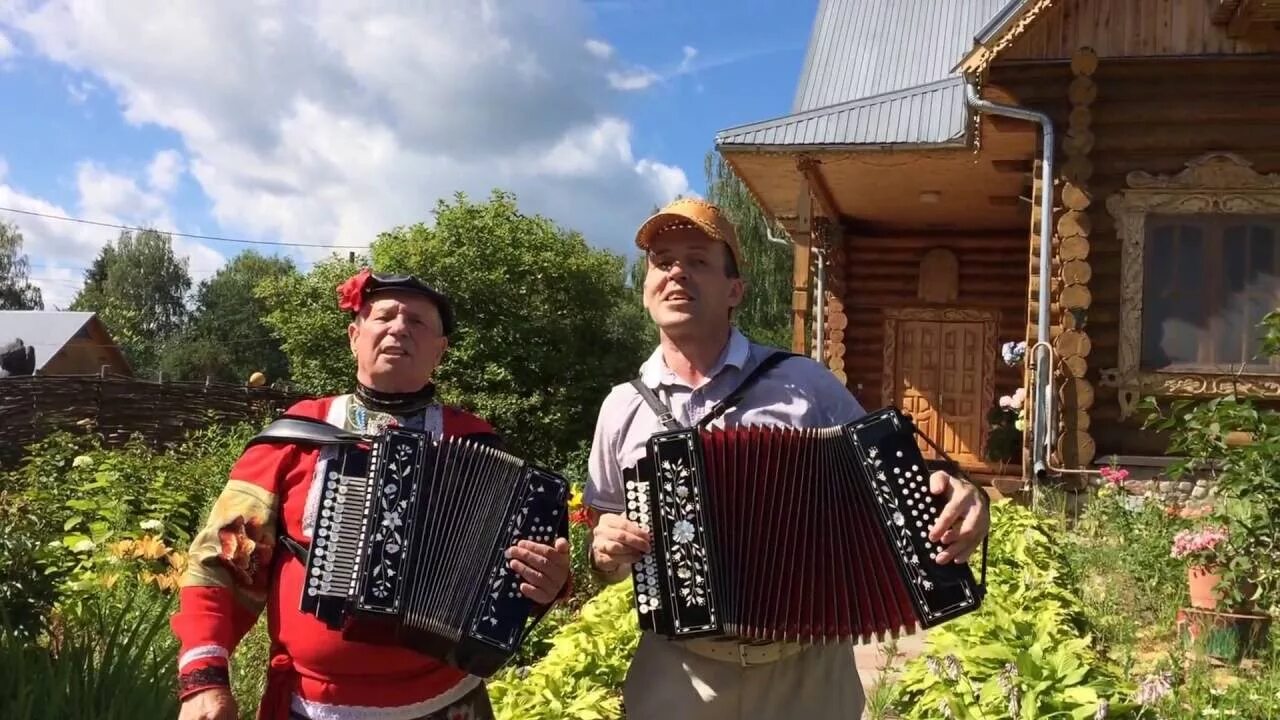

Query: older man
[[173, 270, 571, 720], [585, 198, 991, 719]]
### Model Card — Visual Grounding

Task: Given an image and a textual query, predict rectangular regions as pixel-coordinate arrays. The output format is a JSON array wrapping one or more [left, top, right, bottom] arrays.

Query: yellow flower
[[100, 572, 122, 589], [134, 535, 170, 561], [111, 539, 136, 558], [569, 487, 583, 511]]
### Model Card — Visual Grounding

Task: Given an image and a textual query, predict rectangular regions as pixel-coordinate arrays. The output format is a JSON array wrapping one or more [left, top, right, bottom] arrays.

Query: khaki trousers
[[622, 633, 866, 719]]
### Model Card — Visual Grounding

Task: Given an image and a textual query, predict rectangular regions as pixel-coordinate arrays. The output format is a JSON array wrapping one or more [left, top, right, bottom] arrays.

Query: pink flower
[[1099, 466, 1130, 486], [1171, 526, 1229, 560], [337, 268, 372, 312]]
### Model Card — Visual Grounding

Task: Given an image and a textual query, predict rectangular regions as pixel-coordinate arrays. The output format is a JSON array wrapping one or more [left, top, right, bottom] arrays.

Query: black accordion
[[622, 406, 987, 644], [250, 416, 569, 677]]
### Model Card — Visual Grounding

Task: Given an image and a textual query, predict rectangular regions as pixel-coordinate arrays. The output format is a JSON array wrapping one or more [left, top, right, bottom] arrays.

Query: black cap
[[340, 269, 455, 336]]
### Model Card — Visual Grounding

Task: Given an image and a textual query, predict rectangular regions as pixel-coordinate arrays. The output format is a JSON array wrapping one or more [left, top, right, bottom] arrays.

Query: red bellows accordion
[[622, 406, 987, 644]]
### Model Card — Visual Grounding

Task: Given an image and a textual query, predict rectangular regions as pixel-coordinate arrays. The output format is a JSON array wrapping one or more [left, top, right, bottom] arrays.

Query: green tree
[[373, 191, 652, 468], [702, 151, 792, 349], [162, 251, 298, 383], [0, 222, 44, 310], [261, 191, 652, 469], [70, 229, 191, 375], [257, 254, 365, 395]]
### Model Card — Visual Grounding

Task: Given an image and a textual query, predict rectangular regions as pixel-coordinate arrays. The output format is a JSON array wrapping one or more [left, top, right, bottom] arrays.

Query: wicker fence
[[0, 374, 312, 467]]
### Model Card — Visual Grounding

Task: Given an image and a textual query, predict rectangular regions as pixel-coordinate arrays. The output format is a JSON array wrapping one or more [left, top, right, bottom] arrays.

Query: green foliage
[[893, 500, 1137, 719], [489, 582, 639, 720], [0, 423, 256, 625], [257, 254, 364, 395], [0, 581, 179, 719], [0, 499, 58, 639], [702, 152, 792, 349], [1064, 486, 1191, 667], [371, 190, 652, 469], [1143, 394, 1280, 614], [163, 250, 298, 383], [70, 229, 192, 375], [0, 221, 43, 310]]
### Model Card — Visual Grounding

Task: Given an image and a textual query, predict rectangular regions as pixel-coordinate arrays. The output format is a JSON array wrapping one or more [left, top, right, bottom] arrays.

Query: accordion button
[[896, 451, 904, 457]]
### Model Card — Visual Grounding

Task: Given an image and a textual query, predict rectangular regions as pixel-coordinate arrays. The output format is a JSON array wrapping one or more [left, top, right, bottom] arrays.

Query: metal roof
[[0, 311, 98, 371], [716, 76, 968, 148], [718, 0, 1017, 149]]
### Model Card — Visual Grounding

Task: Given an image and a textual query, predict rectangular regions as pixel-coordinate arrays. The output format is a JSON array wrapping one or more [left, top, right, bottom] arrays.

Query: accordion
[[250, 416, 569, 677], [622, 406, 987, 644]]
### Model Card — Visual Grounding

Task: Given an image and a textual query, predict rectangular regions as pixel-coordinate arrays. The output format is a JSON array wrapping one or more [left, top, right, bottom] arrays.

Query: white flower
[[72, 455, 94, 469], [72, 539, 96, 553], [673, 520, 695, 544], [140, 519, 163, 532]]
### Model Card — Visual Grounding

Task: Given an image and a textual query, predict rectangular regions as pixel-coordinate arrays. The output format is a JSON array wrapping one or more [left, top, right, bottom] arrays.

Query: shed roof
[[717, 0, 1030, 149], [0, 310, 108, 371]]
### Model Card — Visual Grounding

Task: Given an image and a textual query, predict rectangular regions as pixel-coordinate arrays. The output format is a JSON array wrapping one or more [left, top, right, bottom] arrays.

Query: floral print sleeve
[[170, 436, 301, 700]]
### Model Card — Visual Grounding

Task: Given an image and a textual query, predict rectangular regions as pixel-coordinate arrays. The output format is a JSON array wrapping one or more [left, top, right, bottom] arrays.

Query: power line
[[0, 205, 370, 250]]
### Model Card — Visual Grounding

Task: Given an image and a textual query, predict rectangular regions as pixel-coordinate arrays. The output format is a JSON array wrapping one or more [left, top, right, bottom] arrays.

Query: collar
[[639, 327, 750, 389]]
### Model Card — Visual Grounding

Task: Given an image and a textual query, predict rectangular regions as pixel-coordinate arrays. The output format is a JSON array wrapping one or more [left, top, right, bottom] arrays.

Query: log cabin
[[714, 0, 1280, 487]]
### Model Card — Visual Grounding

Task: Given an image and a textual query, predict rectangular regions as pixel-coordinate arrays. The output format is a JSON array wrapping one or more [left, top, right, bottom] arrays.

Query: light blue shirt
[[585, 328, 866, 513]]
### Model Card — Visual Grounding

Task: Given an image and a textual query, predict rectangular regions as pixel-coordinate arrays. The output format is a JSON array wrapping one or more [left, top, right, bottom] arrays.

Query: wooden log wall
[[988, 56, 1280, 457], [1001, 0, 1280, 60], [821, 222, 849, 384], [1054, 47, 1099, 468], [838, 233, 1028, 412]]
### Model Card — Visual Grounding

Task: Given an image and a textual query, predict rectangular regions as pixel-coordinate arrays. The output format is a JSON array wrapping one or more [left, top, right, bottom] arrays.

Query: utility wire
[[0, 205, 370, 250]]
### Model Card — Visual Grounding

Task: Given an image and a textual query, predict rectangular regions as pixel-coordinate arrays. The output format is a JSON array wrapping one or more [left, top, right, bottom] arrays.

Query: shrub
[[892, 500, 1138, 719], [0, 580, 180, 719], [489, 581, 639, 720]]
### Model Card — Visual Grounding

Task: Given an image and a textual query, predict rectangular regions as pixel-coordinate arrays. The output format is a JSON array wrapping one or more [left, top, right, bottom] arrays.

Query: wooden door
[[883, 308, 997, 468]]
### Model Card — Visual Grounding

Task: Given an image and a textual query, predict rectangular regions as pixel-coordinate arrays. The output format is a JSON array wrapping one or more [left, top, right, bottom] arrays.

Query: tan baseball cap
[[635, 197, 743, 269]]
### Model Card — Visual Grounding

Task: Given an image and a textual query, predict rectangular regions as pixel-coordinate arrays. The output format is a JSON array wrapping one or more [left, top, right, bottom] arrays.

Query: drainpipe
[[963, 79, 1055, 480], [814, 245, 826, 366]]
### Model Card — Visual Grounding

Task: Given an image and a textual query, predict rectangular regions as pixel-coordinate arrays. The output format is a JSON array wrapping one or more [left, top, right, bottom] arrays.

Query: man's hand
[[178, 687, 237, 720], [927, 471, 989, 565], [507, 537, 571, 604], [589, 512, 651, 574]]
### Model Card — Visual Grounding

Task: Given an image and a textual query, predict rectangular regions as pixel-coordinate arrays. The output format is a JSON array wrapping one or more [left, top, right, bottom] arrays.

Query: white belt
[[678, 637, 807, 667]]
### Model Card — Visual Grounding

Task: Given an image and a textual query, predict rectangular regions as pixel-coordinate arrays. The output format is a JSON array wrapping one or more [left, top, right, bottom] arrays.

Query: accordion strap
[[629, 350, 797, 431], [909, 423, 990, 592]]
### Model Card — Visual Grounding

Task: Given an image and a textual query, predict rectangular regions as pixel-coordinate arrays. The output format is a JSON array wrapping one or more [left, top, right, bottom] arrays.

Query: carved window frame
[[1105, 152, 1280, 418]]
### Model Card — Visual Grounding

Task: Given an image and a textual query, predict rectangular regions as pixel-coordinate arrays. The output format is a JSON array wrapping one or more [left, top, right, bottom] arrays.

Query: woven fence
[[0, 374, 313, 467]]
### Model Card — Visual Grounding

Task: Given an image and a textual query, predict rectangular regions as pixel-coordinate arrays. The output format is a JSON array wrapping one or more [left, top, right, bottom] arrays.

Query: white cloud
[[607, 68, 660, 91], [2, 2, 689, 261], [0, 156, 7, 181], [584, 38, 613, 60], [0, 29, 13, 59], [678, 45, 698, 74], [1, 158, 223, 309], [146, 149, 184, 194]]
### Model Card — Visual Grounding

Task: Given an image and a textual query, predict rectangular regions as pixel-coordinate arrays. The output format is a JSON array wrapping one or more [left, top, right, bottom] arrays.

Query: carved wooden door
[[884, 308, 996, 469], [895, 320, 942, 453]]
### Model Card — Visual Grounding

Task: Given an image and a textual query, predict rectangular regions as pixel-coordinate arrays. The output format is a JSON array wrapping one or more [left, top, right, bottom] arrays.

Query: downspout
[[768, 223, 827, 366], [963, 79, 1055, 480]]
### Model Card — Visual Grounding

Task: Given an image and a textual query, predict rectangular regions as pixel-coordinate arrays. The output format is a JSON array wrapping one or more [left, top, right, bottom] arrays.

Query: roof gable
[[0, 311, 105, 371]]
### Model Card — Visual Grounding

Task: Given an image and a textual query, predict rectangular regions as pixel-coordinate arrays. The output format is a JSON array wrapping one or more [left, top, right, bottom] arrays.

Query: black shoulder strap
[[629, 379, 682, 430], [246, 415, 363, 449], [696, 351, 799, 430]]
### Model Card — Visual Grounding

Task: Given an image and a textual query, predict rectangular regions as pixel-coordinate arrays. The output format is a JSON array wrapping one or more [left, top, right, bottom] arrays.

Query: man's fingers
[[596, 528, 650, 554], [509, 557, 545, 586], [519, 582, 554, 605], [929, 470, 949, 495]]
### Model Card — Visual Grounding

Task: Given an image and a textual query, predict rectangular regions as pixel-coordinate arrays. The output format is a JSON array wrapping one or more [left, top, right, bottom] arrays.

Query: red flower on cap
[[337, 268, 372, 312]]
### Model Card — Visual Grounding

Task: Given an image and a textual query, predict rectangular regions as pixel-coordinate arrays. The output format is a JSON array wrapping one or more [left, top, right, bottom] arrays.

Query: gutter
[[962, 79, 1055, 480]]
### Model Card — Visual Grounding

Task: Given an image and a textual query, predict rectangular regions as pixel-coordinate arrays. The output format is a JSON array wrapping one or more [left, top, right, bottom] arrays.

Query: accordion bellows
[[623, 407, 986, 644], [298, 426, 569, 677]]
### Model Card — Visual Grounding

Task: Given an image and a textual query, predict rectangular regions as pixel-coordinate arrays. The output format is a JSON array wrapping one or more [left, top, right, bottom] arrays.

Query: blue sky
[[0, 1, 816, 309]]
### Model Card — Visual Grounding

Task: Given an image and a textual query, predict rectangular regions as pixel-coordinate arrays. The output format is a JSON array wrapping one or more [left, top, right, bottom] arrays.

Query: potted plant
[[1170, 524, 1232, 610]]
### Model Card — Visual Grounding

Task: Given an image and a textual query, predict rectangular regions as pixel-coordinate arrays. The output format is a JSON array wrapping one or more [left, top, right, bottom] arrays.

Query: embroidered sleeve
[[170, 439, 302, 699]]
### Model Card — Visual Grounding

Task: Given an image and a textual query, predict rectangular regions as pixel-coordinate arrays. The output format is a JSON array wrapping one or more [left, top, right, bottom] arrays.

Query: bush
[[892, 500, 1138, 719], [0, 580, 179, 719], [489, 581, 639, 720]]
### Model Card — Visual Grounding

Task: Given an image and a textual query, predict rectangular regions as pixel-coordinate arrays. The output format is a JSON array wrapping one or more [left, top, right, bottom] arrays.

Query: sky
[[0, 0, 818, 310]]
